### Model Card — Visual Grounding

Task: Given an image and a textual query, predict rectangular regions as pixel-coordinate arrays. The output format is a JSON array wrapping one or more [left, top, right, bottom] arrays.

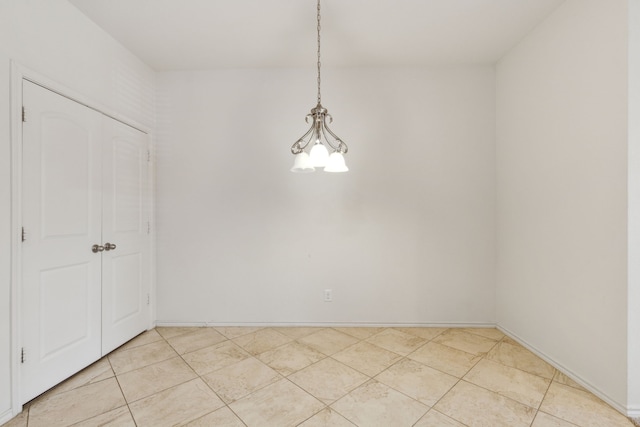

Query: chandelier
[[290, 0, 349, 173]]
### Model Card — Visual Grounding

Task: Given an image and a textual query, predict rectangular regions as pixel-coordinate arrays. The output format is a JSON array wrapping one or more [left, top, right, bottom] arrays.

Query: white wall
[[628, 0, 640, 417], [0, 0, 155, 421], [156, 67, 496, 325], [496, 0, 629, 411]]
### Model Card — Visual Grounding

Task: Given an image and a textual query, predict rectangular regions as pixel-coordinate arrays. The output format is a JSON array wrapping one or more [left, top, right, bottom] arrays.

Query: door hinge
[[22, 106, 26, 123], [21, 347, 25, 364], [147, 149, 151, 162], [147, 221, 151, 234], [21, 227, 25, 242], [147, 293, 150, 306]]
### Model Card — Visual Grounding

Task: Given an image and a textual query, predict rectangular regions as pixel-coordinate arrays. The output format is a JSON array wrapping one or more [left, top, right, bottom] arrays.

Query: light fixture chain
[[317, 0, 321, 105]]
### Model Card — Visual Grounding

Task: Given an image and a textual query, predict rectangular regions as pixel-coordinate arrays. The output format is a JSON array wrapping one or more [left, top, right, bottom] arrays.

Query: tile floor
[[2, 326, 636, 427]]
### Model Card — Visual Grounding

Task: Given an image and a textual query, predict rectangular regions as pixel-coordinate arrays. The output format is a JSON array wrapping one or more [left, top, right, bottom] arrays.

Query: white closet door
[[101, 119, 151, 355], [21, 80, 103, 403]]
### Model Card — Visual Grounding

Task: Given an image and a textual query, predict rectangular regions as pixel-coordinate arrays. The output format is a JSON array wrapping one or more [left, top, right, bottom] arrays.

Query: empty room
[[1, 0, 639, 426]]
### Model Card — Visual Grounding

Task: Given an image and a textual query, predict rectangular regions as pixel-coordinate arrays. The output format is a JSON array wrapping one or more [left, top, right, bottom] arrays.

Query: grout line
[[108, 356, 138, 427], [529, 368, 556, 427], [168, 333, 230, 426], [284, 330, 389, 425], [158, 328, 247, 426], [165, 327, 326, 426], [403, 329, 468, 427], [419, 335, 508, 427]]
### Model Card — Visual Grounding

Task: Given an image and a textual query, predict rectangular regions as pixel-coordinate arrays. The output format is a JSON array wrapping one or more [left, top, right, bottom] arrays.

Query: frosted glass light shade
[[290, 152, 315, 173], [309, 143, 329, 167], [324, 152, 348, 172]]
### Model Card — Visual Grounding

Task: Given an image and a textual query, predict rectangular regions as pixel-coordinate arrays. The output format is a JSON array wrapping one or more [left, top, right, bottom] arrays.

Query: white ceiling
[[68, 0, 565, 71]]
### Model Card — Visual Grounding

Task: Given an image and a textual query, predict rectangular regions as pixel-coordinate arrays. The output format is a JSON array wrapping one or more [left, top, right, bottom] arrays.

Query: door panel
[[113, 139, 143, 233], [111, 253, 142, 322], [101, 120, 150, 355], [21, 80, 102, 403], [40, 116, 90, 238], [40, 263, 91, 358]]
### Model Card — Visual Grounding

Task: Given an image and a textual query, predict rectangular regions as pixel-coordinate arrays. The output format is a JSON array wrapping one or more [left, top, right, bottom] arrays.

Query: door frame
[[9, 62, 156, 416]]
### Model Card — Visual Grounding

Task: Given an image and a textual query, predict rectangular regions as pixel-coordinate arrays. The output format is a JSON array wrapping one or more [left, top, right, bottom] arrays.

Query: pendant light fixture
[[290, 0, 349, 173]]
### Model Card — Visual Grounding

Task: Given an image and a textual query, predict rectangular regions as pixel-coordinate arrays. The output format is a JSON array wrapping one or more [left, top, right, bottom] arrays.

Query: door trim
[[9, 61, 155, 416]]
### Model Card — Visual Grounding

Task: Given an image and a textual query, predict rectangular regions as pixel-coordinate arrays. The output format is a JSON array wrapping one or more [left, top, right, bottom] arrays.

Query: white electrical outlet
[[324, 289, 333, 302]]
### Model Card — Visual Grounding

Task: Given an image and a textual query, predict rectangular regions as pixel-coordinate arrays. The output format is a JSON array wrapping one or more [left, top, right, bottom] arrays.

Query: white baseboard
[[496, 324, 631, 417], [154, 320, 497, 328]]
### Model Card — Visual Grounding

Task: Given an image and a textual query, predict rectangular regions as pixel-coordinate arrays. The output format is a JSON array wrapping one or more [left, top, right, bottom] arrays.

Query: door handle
[[92, 244, 104, 253], [104, 243, 117, 251]]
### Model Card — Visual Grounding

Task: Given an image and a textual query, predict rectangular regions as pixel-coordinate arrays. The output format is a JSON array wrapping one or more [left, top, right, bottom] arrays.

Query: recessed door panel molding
[[20, 80, 152, 403], [111, 253, 142, 324], [40, 263, 91, 360], [113, 135, 143, 233], [40, 114, 92, 239]]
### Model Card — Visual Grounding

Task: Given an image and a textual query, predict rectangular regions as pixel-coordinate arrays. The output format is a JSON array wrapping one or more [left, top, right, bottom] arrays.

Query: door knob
[[92, 244, 104, 253], [104, 243, 117, 251]]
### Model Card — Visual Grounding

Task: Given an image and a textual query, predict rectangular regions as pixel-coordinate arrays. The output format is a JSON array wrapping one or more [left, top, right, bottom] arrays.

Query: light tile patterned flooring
[[2, 326, 636, 427]]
